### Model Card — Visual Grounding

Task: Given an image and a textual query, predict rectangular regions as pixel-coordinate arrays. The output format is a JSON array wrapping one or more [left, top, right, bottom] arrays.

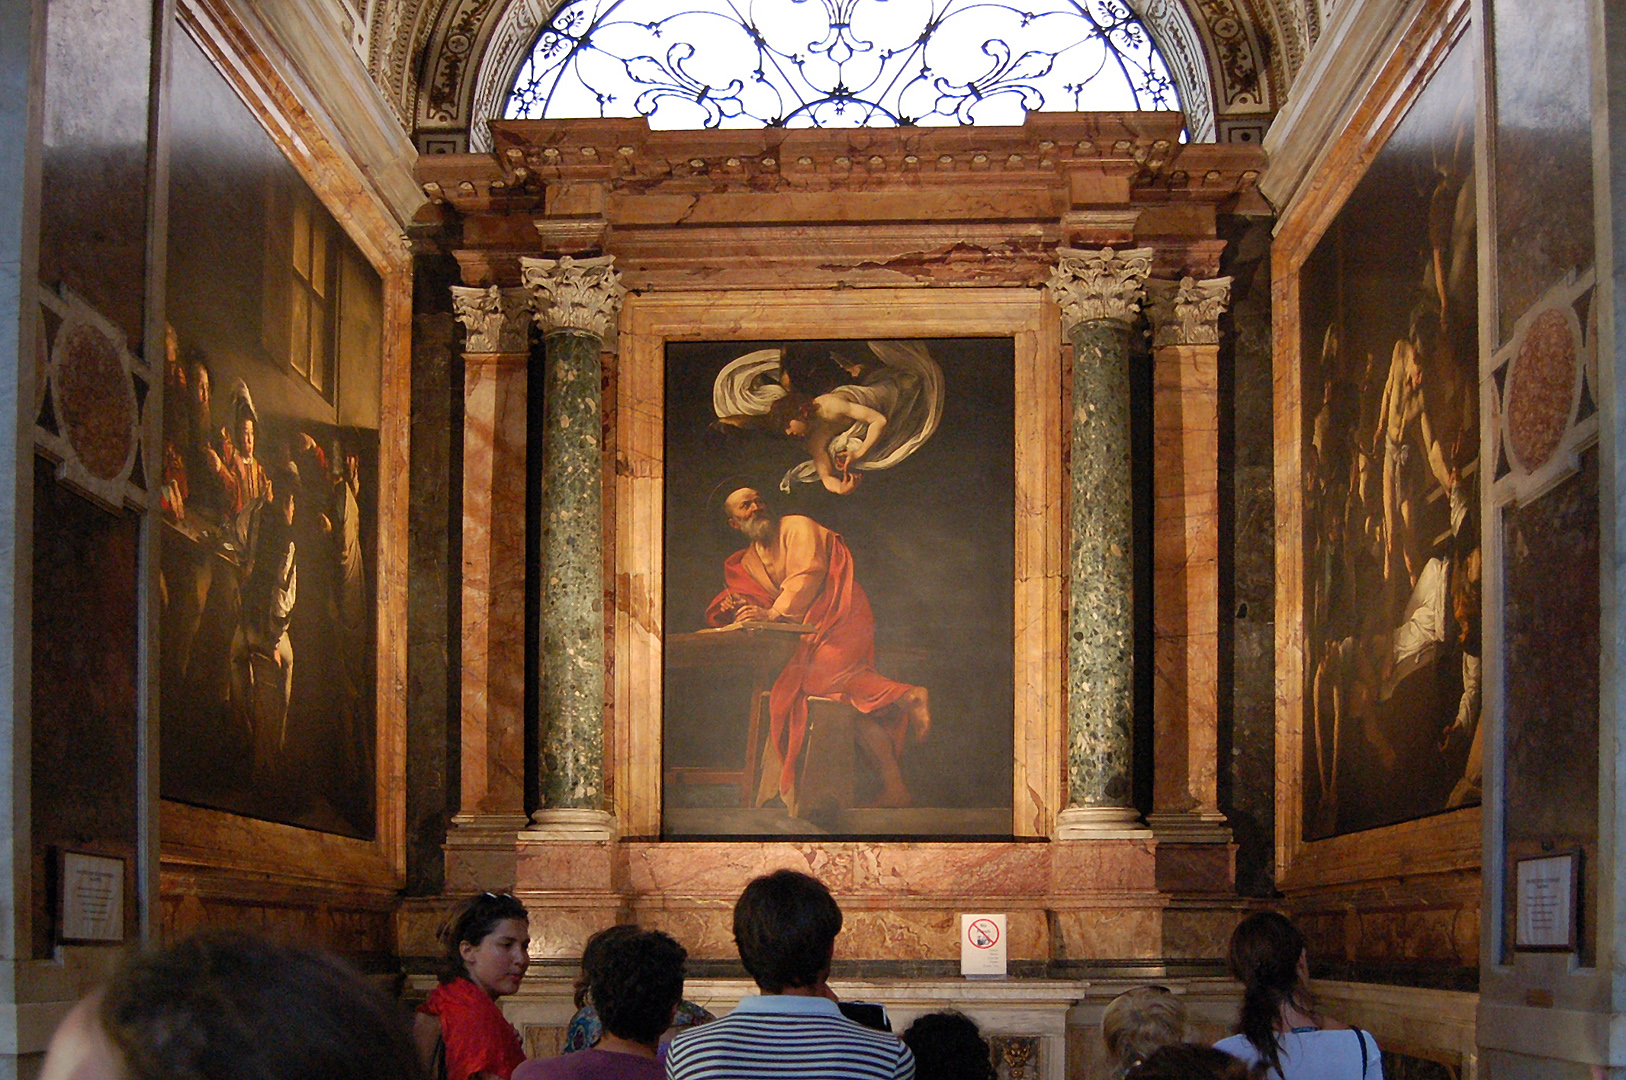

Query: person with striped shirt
[[665, 870, 913, 1080]]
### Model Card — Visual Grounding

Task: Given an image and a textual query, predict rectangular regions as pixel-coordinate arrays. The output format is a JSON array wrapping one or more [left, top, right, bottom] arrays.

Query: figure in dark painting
[[159, 328, 229, 688], [713, 341, 944, 495], [707, 487, 931, 807], [214, 384, 269, 518], [230, 460, 299, 786]]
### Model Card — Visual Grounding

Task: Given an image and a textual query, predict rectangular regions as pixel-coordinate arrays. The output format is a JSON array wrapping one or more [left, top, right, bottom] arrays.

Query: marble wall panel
[[38, 0, 152, 343], [1051, 907, 1163, 959], [851, 844, 1052, 896], [1500, 448, 1599, 965], [516, 840, 617, 891], [1160, 901, 1248, 960], [406, 281, 459, 894], [837, 908, 1049, 962], [624, 842, 860, 895], [30, 460, 140, 957], [1049, 839, 1158, 893], [633, 906, 738, 960], [1491, 0, 1595, 344], [1217, 216, 1276, 898], [521, 895, 626, 960]]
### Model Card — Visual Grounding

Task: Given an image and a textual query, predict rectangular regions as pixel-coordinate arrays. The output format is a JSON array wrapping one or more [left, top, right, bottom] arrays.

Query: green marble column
[[520, 255, 626, 838], [1046, 247, 1154, 838]]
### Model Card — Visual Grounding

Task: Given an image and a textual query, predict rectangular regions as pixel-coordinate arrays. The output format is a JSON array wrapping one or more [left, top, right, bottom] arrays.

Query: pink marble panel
[[1052, 907, 1163, 959], [624, 842, 859, 895], [1161, 903, 1246, 959], [522, 898, 627, 959], [1049, 839, 1157, 893], [849, 843, 1052, 895], [634, 906, 738, 959], [517, 841, 618, 892]]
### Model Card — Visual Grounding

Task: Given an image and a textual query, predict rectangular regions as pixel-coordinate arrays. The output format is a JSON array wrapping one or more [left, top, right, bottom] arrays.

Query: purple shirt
[[515, 1048, 665, 1080]]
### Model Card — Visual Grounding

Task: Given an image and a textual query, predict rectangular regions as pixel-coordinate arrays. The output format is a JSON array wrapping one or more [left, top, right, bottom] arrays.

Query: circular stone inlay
[[1505, 307, 1576, 473], [53, 318, 134, 481]]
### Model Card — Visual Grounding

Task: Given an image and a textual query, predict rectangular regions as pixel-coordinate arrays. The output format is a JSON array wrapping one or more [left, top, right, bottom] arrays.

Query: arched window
[[504, 0, 1179, 129]]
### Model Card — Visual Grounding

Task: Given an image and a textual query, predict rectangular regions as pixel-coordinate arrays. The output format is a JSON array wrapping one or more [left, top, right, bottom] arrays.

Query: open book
[[693, 620, 814, 635]]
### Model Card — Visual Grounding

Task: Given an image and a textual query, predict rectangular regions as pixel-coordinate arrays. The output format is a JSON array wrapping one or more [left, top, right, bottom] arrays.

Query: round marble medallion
[[1505, 306, 1577, 474], [52, 316, 135, 482]]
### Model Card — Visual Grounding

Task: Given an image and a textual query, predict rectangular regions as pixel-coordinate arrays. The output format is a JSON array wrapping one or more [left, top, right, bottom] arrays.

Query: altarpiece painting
[[662, 338, 1016, 836]]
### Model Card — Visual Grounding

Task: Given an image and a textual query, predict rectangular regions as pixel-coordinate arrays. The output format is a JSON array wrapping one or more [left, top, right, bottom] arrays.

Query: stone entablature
[[419, 115, 1264, 291]]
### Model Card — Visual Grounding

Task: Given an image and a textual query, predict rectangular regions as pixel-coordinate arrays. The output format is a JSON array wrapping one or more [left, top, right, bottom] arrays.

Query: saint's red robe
[[706, 516, 912, 799]]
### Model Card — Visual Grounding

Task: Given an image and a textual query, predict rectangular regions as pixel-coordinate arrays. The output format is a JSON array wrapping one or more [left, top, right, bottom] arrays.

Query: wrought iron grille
[[504, 0, 1178, 129]]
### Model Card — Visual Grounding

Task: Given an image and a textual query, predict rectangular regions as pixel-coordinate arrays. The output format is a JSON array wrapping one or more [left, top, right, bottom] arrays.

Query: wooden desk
[[665, 622, 810, 805]]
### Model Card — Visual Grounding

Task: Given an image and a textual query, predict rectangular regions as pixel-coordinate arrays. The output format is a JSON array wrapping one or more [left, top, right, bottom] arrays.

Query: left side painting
[[160, 26, 382, 838]]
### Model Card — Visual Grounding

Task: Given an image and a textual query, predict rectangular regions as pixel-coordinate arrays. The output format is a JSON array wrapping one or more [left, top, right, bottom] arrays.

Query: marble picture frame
[[1271, 0, 1481, 889], [615, 290, 1064, 839], [158, 0, 409, 896]]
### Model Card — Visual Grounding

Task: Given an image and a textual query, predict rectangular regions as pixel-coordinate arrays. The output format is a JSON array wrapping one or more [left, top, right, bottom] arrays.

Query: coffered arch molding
[[403, 0, 1300, 151]]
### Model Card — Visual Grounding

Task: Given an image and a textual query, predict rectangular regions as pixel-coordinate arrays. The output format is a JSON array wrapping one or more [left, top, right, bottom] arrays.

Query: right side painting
[[1299, 33, 1480, 839]]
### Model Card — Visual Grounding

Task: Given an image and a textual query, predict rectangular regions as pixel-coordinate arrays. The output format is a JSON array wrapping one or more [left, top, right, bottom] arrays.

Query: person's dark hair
[[97, 930, 427, 1080], [585, 928, 687, 1046], [732, 869, 842, 993], [1228, 911, 1310, 1078], [575, 924, 640, 1008], [440, 892, 530, 984], [1102, 986, 1186, 1075], [1126, 1044, 1255, 1080], [902, 1011, 996, 1080]]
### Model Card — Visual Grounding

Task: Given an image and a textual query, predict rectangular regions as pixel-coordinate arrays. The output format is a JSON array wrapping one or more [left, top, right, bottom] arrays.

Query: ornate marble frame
[[160, 0, 412, 902], [1269, 0, 1480, 892], [614, 289, 1065, 839]]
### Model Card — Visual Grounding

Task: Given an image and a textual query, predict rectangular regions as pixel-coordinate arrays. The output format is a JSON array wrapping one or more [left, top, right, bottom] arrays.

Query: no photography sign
[[960, 913, 1007, 977]]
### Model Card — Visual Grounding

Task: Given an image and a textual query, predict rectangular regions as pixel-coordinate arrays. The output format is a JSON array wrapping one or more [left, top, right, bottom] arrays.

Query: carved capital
[[1046, 247, 1154, 332], [521, 254, 627, 340], [1145, 276, 1232, 347], [451, 285, 533, 354]]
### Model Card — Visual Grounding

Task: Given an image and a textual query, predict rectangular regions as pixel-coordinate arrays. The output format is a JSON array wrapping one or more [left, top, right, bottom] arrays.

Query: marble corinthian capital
[[520, 254, 627, 340], [1046, 247, 1155, 332], [1145, 276, 1233, 348], [451, 285, 533, 354]]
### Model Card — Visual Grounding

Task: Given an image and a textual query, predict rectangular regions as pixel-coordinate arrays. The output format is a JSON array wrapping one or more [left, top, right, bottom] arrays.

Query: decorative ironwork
[[505, 0, 1178, 129]]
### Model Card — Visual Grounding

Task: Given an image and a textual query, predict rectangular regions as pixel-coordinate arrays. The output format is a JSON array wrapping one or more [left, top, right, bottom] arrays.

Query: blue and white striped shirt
[[666, 995, 914, 1080]]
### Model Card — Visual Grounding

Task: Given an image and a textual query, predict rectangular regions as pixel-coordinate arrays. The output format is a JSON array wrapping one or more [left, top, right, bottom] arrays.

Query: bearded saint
[[706, 487, 930, 808]]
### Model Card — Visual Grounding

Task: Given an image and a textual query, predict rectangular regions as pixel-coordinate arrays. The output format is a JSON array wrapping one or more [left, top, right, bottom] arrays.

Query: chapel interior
[[0, 0, 1616, 1075]]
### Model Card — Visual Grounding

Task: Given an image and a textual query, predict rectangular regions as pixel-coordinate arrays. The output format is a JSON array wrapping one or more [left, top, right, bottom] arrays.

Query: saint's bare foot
[[901, 686, 931, 742]]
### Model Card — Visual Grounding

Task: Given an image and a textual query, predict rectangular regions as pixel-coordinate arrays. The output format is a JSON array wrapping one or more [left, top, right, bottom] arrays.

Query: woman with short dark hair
[[516, 928, 688, 1080]]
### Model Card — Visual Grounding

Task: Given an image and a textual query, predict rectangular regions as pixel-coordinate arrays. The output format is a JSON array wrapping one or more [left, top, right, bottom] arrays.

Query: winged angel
[[712, 341, 945, 494]]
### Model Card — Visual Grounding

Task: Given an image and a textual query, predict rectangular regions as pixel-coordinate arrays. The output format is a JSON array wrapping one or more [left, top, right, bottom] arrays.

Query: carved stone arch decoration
[[407, 0, 1302, 152]]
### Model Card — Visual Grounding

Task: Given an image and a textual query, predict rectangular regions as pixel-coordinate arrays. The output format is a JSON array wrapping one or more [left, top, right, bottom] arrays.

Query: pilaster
[[447, 284, 533, 888], [1143, 276, 1235, 888]]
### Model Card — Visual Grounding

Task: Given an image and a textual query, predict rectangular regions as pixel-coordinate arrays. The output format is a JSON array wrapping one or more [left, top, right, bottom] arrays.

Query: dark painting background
[[1298, 35, 1481, 839], [662, 338, 1015, 831], [159, 27, 382, 839]]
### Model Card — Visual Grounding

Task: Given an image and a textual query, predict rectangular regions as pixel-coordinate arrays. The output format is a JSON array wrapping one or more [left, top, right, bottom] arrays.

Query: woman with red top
[[418, 893, 532, 1080]]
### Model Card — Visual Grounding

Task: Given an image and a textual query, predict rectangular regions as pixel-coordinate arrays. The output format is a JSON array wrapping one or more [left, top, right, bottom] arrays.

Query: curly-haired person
[[516, 928, 688, 1080]]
